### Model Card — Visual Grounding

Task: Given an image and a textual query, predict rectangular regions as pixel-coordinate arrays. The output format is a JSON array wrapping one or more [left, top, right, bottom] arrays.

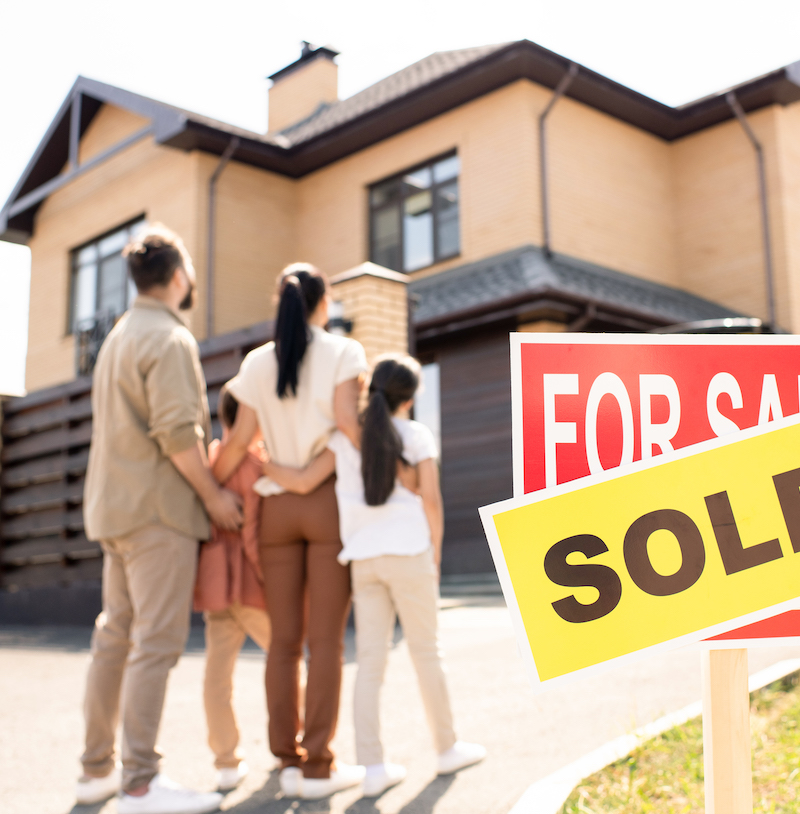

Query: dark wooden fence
[[0, 320, 273, 614]]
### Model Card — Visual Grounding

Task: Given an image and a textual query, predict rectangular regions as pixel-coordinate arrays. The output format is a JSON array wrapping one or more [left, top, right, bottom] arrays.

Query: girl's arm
[[212, 403, 260, 484], [418, 457, 444, 569], [263, 449, 336, 495], [334, 377, 361, 449]]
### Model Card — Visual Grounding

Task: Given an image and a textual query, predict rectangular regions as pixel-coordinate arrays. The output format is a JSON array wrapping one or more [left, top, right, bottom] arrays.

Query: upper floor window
[[369, 154, 460, 273], [69, 218, 144, 333]]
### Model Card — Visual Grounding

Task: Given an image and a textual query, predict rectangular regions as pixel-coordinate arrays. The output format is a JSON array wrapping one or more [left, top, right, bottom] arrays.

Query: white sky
[[2, 0, 800, 394]]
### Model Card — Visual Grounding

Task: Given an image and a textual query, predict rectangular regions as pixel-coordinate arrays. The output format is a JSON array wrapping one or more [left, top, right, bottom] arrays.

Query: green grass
[[562, 672, 800, 814]]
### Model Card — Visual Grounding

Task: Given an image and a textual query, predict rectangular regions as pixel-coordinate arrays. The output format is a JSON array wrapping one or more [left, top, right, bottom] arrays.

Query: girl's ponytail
[[361, 354, 421, 506], [274, 264, 327, 398]]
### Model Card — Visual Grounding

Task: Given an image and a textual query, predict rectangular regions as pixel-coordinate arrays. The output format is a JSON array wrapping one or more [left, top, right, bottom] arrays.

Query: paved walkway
[[3, 596, 800, 814]]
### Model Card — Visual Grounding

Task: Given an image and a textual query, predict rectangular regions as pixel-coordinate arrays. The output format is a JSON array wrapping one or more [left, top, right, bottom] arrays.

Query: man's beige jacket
[[83, 296, 212, 542]]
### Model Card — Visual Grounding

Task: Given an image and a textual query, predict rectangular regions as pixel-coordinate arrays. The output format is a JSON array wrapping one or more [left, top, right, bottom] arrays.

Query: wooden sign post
[[703, 649, 753, 814]]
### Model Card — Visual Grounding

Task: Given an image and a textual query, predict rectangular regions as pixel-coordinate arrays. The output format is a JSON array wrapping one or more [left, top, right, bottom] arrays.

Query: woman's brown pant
[[258, 476, 351, 779]]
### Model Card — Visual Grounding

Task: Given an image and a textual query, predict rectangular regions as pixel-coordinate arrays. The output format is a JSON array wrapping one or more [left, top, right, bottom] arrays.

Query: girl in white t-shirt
[[263, 354, 485, 797]]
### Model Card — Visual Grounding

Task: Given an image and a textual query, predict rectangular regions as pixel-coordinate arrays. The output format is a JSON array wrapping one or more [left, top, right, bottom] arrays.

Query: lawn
[[563, 671, 800, 814]]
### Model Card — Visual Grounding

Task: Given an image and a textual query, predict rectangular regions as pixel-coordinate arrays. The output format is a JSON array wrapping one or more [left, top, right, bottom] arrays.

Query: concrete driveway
[[2, 594, 799, 814]]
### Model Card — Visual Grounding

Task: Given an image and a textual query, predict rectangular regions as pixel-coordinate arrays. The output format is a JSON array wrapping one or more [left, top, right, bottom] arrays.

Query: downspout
[[539, 63, 578, 257], [725, 92, 776, 328], [206, 136, 240, 338]]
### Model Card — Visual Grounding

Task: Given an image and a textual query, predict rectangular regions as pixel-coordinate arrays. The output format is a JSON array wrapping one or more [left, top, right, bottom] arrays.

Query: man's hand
[[205, 488, 243, 531]]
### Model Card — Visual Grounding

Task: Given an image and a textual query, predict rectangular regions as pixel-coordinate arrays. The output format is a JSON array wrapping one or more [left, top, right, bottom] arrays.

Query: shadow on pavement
[[344, 774, 456, 814]]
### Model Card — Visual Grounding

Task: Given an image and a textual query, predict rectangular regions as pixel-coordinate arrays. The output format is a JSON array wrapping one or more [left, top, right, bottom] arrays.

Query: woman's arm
[[418, 458, 444, 569], [263, 449, 336, 495], [212, 403, 260, 484], [334, 377, 361, 449]]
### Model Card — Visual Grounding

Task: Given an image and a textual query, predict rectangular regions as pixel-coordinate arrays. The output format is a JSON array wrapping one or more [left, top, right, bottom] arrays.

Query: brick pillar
[[330, 262, 409, 363]]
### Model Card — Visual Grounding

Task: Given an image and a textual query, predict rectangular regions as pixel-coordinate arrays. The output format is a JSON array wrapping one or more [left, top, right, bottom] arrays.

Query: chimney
[[268, 41, 339, 133]]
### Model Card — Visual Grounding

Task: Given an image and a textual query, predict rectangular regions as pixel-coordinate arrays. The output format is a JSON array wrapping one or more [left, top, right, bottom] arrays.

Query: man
[[76, 225, 242, 814]]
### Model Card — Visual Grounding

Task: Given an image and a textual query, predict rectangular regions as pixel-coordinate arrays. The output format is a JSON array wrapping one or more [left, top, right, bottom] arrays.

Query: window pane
[[73, 262, 97, 328], [97, 253, 128, 316], [436, 181, 460, 258], [372, 206, 402, 271], [371, 179, 402, 207], [98, 229, 129, 258], [403, 167, 432, 192], [76, 245, 98, 265], [415, 362, 441, 457], [404, 190, 433, 271], [433, 155, 459, 183]]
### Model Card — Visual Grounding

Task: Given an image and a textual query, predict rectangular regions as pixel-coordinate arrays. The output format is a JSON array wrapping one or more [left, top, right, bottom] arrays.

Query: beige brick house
[[3, 39, 800, 578]]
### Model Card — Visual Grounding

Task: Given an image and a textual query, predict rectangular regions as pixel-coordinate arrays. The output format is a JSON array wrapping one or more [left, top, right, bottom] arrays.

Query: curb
[[509, 658, 800, 814]]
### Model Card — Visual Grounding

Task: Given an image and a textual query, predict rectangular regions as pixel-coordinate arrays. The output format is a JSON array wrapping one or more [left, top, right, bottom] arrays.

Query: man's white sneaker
[[217, 760, 248, 791], [362, 763, 406, 797], [300, 763, 366, 799], [117, 774, 222, 814], [437, 741, 487, 775], [76, 764, 122, 804], [279, 766, 302, 797]]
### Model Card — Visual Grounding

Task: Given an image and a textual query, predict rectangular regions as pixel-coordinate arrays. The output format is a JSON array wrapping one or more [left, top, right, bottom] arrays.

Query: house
[[2, 39, 800, 614]]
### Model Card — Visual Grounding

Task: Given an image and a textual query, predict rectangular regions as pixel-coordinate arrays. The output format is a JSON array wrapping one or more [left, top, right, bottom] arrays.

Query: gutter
[[206, 136, 240, 339], [539, 63, 578, 256], [725, 92, 777, 329]]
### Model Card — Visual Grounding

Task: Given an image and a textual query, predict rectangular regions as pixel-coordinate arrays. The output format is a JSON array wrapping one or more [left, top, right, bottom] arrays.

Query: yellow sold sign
[[480, 415, 800, 690]]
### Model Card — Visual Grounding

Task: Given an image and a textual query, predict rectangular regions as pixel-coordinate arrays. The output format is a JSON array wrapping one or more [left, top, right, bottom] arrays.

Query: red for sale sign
[[510, 333, 800, 646]]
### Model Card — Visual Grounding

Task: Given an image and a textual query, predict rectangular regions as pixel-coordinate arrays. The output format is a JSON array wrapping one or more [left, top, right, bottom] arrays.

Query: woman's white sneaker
[[75, 764, 122, 804], [117, 774, 222, 814], [436, 741, 487, 775], [279, 766, 302, 797], [362, 763, 407, 796], [300, 763, 366, 799]]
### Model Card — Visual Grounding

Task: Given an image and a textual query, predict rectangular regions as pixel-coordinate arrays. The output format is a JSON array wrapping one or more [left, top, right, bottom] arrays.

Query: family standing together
[[75, 225, 485, 814]]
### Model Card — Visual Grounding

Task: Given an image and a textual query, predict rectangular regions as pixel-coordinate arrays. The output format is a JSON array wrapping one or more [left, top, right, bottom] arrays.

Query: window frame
[[67, 215, 146, 335], [367, 151, 460, 274]]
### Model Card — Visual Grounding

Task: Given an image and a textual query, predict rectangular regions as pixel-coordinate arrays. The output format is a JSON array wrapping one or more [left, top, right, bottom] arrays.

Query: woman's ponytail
[[361, 354, 421, 506], [274, 264, 327, 398]]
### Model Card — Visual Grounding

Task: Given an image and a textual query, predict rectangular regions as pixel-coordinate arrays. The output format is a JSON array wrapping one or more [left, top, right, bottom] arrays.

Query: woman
[[213, 263, 366, 800]]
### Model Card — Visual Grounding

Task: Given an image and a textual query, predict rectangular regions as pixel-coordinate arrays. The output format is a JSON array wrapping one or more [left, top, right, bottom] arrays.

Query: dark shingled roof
[[276, 44, 510, 146], [409, 245, 742, 329]]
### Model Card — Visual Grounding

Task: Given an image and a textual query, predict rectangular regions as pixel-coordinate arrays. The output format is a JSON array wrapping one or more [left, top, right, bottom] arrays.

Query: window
[[414, 362, 442, 457], [369, 154, 460, 273], [69, 218, 144, 333]]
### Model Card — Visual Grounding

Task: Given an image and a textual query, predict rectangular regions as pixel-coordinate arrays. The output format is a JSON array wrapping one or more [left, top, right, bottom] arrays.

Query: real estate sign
[[508, 333, 800, 646]]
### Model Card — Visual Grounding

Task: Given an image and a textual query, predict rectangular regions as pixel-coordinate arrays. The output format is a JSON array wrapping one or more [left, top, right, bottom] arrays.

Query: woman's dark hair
[[274, 263, 328, 398], [123, 225, 187, 291], [361, 354, 421, 506], [217, 383, 239, 430]]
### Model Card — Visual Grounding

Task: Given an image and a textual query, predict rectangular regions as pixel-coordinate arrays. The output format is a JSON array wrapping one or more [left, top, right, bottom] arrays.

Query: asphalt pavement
[[3, 593, 800, 814]]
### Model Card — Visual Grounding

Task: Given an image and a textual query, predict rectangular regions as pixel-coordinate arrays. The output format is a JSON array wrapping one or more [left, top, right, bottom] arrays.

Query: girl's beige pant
[[351, 547, 457, 766]]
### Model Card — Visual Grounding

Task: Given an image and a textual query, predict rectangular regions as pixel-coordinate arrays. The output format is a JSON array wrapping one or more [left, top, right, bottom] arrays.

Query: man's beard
[[179, 283, 196, 311]]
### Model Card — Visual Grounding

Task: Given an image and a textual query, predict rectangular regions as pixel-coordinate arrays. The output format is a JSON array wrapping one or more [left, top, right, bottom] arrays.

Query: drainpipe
[[539, 63, 578, 257], [725, 92, 776, 329], [206, 136, 240, 338]]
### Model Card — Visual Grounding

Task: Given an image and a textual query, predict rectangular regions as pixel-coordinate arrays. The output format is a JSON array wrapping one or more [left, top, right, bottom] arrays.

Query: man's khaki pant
[[351, 549, 457, 766], [81, 524, 198, 792], [203, 603, 271, 769]]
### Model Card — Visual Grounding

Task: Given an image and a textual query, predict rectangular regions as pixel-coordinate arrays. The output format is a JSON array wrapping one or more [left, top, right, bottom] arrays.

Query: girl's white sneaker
[[362, 763, 407, 796], [436, 741, 487, 775], [75, 764, 121, 804], [300, 763, 366, 799], [217, 761, 248, 791]]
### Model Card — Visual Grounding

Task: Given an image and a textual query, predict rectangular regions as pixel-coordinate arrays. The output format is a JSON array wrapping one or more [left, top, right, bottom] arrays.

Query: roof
[[409, 245, 742, 337], [4, 39, 800, 243]]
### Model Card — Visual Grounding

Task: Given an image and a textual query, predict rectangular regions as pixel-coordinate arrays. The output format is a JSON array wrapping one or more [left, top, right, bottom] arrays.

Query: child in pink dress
[[194, 385, 271, 791]]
